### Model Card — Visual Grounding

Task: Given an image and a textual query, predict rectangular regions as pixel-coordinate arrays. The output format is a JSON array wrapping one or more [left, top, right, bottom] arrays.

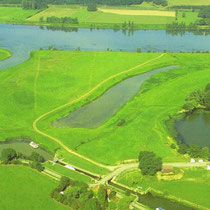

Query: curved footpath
[[33, 53, 166, 171]]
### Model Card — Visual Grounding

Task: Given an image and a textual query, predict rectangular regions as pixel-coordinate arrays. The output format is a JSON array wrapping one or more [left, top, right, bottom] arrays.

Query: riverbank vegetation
[[0, 48, 11, 61]]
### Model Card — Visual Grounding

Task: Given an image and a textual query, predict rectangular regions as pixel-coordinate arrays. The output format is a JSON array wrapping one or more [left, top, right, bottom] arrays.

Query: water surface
[[176, 111, 210, 147], [53, 66, 178, 128], [1, 24, 210, 70]]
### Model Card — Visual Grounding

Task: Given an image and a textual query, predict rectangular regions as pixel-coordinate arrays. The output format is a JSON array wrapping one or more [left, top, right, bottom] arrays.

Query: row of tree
[[22, 0, 48, 9], [183, 83, 210, 113], [145, 0, 168, 6], [0, 148, 45, 171], [44, 16, 78, 24], [51, 176, 117, 210], [198, 6, 210, 19]]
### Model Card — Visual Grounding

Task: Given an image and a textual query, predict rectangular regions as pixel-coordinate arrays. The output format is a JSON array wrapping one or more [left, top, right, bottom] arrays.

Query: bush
[[30, 152, 45, 163], [1, 148, 17, 162], [87, 4, 97, 12], [30, 161, 45, 172], [138, 151, 162, 176]]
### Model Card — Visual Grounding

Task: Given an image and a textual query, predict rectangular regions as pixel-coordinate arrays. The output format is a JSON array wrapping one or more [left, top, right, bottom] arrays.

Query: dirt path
[[33, 54, 166, 171]]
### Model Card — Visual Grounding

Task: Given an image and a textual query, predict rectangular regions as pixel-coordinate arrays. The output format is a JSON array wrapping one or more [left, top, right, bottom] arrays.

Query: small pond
[[0, 140, 53, 160], [175, 110, 210, 148], [52, 65, 178, 129]]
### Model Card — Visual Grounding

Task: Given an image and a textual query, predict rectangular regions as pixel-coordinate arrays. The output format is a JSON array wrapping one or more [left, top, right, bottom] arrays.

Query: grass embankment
[[0, 165, 68, 210], [167, 0, 210, 6], [0, 48, 11, 61], [0, 5, 201, 29], [116, 168, 210, 209]]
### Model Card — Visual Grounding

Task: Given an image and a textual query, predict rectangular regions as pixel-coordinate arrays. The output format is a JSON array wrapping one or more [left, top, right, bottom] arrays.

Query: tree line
[[43, 16, 78, 24], [0, 148, 45, 172]]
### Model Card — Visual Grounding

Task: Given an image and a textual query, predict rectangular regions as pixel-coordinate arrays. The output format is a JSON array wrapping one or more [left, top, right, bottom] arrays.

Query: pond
[[0, 24, 210, 70], [0, 140, 53, 161], [52, 65, 178, 129], [175, 110, 210, 148]]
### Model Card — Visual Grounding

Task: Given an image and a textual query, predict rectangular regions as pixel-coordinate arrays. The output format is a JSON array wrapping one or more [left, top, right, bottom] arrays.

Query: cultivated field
[[167, 0, 210, 6], [116, 168, 210, 208], [28, 5, 175, 25], [98, 8, 175, 17], [0, 165, 68, 210]]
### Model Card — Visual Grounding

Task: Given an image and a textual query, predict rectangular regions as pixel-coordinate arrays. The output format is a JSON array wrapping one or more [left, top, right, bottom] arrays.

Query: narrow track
[[33, 53, 166, 171]]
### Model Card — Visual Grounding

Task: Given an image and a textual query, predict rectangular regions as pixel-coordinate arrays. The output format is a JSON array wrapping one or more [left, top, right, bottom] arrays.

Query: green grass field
[[0, 51, 210, 170], [0, 165, 68, 210], [0, 48, 11, 61], [0, 7, 39, 23], [116, 168, 210, 208]]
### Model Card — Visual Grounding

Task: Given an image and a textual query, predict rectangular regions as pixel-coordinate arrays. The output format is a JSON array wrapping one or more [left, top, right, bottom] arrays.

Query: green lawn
[[0, 48, 11, 61], [0, 7, 39, 23], [177, 11, 200, 24], [116, 168, 210, 209], [0, 165, 68, 210]]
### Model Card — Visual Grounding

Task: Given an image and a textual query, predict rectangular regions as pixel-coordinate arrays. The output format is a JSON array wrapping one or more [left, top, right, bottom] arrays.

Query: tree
[[178, 143, 188, 154], [1, 148, 17, 162], [30, 161, 45, 171], [182, 13, 186, 18], [138, 151, 162, 176], [188, 144, 201, 158], [201, 147, 209, 160], [87, 4, 97, 12], [83, 198, 101, 210], [97, 185, 108, 209], [30, 152, 45, 162], [136, 48, 141, 53]]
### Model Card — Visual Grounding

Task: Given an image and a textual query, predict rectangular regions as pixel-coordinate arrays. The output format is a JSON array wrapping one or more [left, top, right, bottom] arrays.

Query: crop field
[[0, 165, 68, 210], [98, 8, 175, 17], [0, 48, 11, 61], [28, 5, 175, 25], [167, 0, 210, 6], [0, 7, 39, 22], [116, 168, 210, 208]]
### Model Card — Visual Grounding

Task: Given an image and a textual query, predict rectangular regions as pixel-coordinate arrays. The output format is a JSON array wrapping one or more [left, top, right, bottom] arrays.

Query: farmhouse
[[29, 141, 39, 149]]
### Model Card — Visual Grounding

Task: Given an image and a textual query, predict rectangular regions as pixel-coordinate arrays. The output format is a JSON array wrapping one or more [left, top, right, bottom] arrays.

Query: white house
[[190, 158, 195, 163], [65, 165, 76, 171], [198, 159, 203, 163], [207, 165, 210, 170]]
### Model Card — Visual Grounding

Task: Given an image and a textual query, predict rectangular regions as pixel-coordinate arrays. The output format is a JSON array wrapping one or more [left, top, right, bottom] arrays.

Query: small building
[[161, 166, 174, 174], [190, 158, 195, 163], [65, 165, 76, 171], [60, 191, 64, 195], [198, 159, 203, 163], [156, 208, 164, 210], [207, 165, 210, 170], [29, 141, 39, 149]]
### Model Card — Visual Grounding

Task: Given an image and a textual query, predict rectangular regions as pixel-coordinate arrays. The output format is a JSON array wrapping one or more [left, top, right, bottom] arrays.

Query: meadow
[[0, 50, 210, 172], [0, 165, 68, 210], [116, 168, 210, 208], [0, 6, 39, 23], [167, 0, 210, 6]]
